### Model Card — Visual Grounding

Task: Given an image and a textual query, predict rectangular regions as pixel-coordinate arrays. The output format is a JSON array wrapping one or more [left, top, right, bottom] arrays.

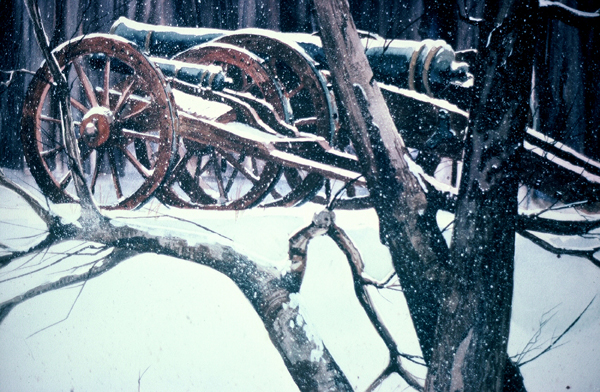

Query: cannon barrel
[[110, 17, 470, 99], [151, 58, 226, 90]]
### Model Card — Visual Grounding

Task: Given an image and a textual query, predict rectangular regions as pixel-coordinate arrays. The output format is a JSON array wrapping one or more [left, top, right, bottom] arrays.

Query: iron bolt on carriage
[[21, 18, 600, 211]]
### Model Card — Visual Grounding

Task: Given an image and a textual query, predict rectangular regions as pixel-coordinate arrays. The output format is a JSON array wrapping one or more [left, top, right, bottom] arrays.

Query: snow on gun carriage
[[20, 17, 600, 211]]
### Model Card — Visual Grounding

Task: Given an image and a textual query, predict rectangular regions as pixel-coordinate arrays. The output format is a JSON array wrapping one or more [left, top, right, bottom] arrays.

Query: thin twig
[[519, 296, 596, 366], [138, 366, 151, 392]]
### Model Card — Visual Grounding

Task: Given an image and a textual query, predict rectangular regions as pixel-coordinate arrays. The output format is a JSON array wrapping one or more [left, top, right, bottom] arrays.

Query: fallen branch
[[0, 174, 353, 391]]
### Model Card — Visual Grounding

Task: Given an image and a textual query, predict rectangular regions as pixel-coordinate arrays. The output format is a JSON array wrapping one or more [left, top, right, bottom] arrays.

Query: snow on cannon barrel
[[110, 17, 226, 58], [109, 17, 471, 101]]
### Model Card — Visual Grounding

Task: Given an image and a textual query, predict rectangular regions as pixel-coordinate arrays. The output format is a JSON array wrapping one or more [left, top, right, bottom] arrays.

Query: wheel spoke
[[59, 171, 72, 190], [41, 115, 61, 124], [270, 188, 283, 199], [121, 129, 161, 143], [41, 145, 64, 160], [240, 76, 254, 93], [103, 57, 111, 107], [119, 97, 152, 121], [163, 150, 194, 186], [285, 82, 305, 99], [108, 151, 123, 199], [283, 167, 303, 188], [195, 153, 212, 180], [70, 97, 88, 113], [211, 153, 227, 201], [73, 58, 99, 108], [251, 156, 259, 177], [219, 150, 260, 184], [293, 117, 317, 127], [224, 152, 246, 193], [118, 145, 153, 178], [113, 77, 136, 116]]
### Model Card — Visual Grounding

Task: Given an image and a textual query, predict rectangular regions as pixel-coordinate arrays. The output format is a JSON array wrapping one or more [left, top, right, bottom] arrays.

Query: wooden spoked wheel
[[21, 34, 176, 210], [155, 43, 285, 210], [216, 32, 340, 207], [216, 33, 336, 138], [217, 33, 373, 208]]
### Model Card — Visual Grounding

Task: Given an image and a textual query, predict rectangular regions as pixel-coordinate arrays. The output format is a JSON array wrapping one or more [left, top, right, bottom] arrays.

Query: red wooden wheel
[[156, 43, 284, 210], [21, 34, 177, 210], [216, 32, 338, 206]]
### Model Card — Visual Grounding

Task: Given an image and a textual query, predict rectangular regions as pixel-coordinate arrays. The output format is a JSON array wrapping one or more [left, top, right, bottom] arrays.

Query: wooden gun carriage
[[20, 18, 600, 211]]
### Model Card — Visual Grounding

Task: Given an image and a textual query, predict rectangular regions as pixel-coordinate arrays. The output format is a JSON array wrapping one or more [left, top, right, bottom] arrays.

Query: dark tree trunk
[[0, 0, 25, 169], [280, 0, 312, 32], [348, 0, 423, 40], [534, 10, 586, 151], [313, 0, 448, 370], [425, 0, 535, 391], [314, 0, 529, 390]]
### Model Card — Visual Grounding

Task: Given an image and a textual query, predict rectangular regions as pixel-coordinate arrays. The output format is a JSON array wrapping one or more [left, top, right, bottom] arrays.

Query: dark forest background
[[1, 0, 599, 169]]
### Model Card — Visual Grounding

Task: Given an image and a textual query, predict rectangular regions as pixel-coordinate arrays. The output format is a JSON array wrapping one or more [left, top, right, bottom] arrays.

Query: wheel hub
[[80, 106, 114, 148]]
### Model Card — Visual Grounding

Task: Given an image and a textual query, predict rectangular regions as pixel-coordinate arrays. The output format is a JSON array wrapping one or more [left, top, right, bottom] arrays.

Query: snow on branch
[[516, 213, 600, 236], [539, 0, 600, 27]]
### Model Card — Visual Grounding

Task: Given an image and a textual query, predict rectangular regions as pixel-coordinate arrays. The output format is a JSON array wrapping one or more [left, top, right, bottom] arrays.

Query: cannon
[[20, 18, 600, 211]]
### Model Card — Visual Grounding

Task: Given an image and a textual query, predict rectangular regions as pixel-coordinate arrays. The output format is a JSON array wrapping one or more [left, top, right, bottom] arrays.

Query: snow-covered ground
[[1, 168, 599, 392]]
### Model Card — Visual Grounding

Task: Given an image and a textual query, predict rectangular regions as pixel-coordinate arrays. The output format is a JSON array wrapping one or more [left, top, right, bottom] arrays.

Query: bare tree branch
[[516, 213, 600, 236], [0, 246, 136, 324], [289, 208, 426, 390], [0, 69, 36, 94], [0, 169, 55, 227], [327, 222, 425, 391], [0, 169, 79, 266], [519, 296, 595, 366], [1, 174, 353, 391], [517, 229, 600, 269]]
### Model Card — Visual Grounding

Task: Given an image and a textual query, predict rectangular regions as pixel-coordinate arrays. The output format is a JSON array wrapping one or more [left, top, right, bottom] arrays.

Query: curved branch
[[1, 171, 353, 391], [327, 222, 425, 391], [0, 169, 79, 266], [539, 0, 600, 28]]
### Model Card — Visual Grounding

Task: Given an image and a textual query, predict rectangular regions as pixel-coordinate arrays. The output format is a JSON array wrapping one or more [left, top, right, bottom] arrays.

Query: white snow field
[[1, 168, 599, 392]]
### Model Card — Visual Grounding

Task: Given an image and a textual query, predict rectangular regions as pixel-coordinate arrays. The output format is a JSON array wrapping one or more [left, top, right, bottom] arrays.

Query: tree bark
[[313, 0, 449, 369], [313, 0, 531, 391], [425, 1, 535, 391]]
